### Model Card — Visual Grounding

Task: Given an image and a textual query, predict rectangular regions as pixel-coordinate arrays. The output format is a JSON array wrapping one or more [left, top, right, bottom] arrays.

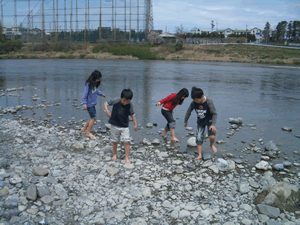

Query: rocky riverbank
[[0, 116, 300, 225]]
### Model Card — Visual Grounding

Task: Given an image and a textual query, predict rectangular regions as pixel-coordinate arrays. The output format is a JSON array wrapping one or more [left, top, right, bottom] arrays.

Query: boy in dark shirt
[[184, 87, 217, 160], [104, 89, 138, 164]]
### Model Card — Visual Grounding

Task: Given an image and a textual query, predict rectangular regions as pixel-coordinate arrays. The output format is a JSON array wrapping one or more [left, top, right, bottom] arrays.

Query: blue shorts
[[87, 106, 96, 119], [196, 124, 216, 145]]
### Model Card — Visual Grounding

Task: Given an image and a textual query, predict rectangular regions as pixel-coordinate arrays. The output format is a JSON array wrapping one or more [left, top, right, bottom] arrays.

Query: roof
[[159, 33, 176, 38]]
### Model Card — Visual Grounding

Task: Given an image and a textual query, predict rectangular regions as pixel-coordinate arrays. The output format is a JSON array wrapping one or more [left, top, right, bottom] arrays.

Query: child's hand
[[83, 105, 87, 110], [210, 125, 217, 133], [184, 123, 188, 127], [103, 94, 106, 98], [134, 125, 138, 132], [155, 102, 161, 106], [105, 109, 111, 117]]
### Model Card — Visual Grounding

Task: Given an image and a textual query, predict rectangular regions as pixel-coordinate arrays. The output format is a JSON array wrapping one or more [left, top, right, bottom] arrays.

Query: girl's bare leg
[[86, 119, 96, 138], [162, 130, 168, 138], [81, 120, 89, 133], [170, 128, 179, 142], [195, 145, 202, 159]]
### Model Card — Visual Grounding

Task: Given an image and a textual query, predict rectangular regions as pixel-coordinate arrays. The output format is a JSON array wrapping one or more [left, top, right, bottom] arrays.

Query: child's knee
[[169, 121, 176, 129]]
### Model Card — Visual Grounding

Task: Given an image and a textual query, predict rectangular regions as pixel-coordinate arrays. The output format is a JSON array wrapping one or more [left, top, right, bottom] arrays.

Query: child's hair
[[172, 88, 189, 105], [121, 89, 133, 100], [85, 70, 102, 90], [191, 86, 204, 99]]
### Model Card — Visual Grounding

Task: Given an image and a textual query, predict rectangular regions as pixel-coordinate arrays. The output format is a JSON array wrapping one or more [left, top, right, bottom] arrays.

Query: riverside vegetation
[[0, 42, 300, 65]]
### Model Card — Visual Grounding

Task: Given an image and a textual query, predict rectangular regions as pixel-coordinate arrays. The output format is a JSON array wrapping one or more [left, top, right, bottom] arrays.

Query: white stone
[[153, 183, 161, 189], [187, 137, 197, 146], [255, 161, 269, 170], [124, 163, 134, 169], [200, 209, 210, 218], [179, 210, 191, 218]]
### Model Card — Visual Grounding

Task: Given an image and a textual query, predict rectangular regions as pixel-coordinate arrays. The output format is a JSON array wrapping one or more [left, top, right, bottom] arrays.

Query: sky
[[152, 0, 300, 32], [1, 0, 299, 33]]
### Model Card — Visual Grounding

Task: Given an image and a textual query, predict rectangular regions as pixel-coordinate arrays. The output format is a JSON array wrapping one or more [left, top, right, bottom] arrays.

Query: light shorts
[[110, 124, 131, 143]]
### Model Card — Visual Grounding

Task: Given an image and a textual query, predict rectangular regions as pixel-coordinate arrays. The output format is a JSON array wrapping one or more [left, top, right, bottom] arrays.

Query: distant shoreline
[[1, 43, 300, 65]]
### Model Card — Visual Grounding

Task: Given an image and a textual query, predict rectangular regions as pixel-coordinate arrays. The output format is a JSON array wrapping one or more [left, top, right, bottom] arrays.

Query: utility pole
[[246, 24, 248, 43], [0, 0, 3, 28], [27, 0, 30, 43], [56, 0, 58, 42], [129, 0, 131, 41], [14, 0, 17, 40], [84, 0, 87, 43], [99, 0, 101, 40], [70, 0, 73, 42], [41, 0, 45, 43]]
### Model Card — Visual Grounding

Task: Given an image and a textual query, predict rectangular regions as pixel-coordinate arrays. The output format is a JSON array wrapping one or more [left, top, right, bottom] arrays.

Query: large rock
[[260, 182, 299, 209], [256, 204, 280, 218], [32, 167, 48, 176], [265, 140, 278, 151], [187, 137, 197, 147], [152, 138, 160, 145], [216, 158, 228, 171], [26, 184, 37, 201], [37, 185, 51, 198], [229, 117, 243, 124], [255, 161, 269, 170], [107, 167, 119, 176]]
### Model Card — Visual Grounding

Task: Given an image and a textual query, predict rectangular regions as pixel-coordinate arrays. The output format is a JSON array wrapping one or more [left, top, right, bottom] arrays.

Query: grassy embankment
[[0, 42, 300, 65]]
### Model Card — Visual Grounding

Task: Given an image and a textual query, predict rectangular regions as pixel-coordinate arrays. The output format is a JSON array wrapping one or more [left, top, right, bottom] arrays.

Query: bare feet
[[195, 155, 202, 160], [86, 133, 95, 138], [111, 155, 117, 160], [125, 157, 131, 164], [171, 137, 179, 142], [81, 128, 87, 133], [210, 145, 217, 153]]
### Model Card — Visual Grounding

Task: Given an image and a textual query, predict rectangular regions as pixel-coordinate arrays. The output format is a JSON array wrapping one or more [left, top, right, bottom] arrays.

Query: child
[[155, 88, 189, 142], [184, 87, 217, 159], [81, 70, 106, 138], [104, 89, 137, 164]]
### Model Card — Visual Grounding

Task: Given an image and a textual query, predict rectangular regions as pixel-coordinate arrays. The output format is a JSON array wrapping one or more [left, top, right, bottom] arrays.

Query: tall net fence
[[0, 0, 153, 43]]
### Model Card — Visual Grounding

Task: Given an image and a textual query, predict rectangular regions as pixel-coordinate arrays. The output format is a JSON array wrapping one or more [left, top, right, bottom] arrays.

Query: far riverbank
[[1, 43, 300, 65]]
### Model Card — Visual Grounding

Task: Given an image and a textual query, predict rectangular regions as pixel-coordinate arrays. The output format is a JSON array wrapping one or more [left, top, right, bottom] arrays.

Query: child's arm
[[184, 102, 194, 127], [96, 90, 106, 98], [82, 84, 89, 110], [132, 116, 138, 132], [129, 103, 137, 132], [104, 101, 112, 117], [156, 93, 176, 106], [207, 98, 217, 133]]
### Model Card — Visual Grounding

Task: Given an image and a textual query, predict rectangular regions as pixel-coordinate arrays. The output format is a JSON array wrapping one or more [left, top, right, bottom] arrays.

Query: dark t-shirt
[[107, 98, 135, 128]]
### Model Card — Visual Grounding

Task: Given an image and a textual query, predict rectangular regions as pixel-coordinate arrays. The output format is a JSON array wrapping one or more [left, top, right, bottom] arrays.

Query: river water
[[0, 59, 300, 168]]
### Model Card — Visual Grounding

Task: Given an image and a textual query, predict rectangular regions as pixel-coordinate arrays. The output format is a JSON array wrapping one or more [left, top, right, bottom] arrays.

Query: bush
[[0, 39, 23, 54], [58, 55, 66, 59], [92, 44, 109, 53], [66, 55, 76, 59], [108, 45, 157, 60], [175, 43, 183, 51], [80, 54, 86, 59]]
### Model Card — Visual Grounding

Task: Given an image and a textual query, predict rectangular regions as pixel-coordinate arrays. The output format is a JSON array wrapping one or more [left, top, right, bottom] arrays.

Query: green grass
[[80, 54, 86, 59], [108, 45, 158, 60]]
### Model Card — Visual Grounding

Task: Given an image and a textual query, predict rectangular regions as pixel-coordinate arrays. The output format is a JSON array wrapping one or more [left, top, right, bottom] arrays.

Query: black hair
[[85, 70, 102, 90], [121, 89, 133, 100], [172, 88, 189, 105], [191, 86, 204, 99]]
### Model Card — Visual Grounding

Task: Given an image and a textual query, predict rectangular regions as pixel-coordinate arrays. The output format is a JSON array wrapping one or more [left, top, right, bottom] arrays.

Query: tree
[[276, 21, 288, 42], [211, 20, 215, 39], [287, 21, 293, 40], [292, 20, 300, 41], [263, 22, 271, 44], [175, 24, 186, 38]]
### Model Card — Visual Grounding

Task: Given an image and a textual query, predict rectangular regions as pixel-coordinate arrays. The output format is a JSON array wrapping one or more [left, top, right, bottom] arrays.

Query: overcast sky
[[153, 0, 300, 32], [1, 0, 299, 33]]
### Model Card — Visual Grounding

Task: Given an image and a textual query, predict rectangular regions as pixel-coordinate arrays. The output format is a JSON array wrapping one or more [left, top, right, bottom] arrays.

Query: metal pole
[[76, 0, 78, 41], [14, 0, 17, 40], [111, 0, 113, 40], [27, 0, 30, 43], [137, 0, 139, 41], [53, 0, 55, 40], [64, 0, 67, 40], [124, 0, 126, 37], [70, 0, 72, 42], [56, 0, 58, 42], [0, 0, 3, 28], [42, 0, 45, 42], [88, 0, 89, 42], [84, 0, 87, 42], [99, 0, 101, 40], [129, 0, 131, 41], [114, 0, 116, 41]]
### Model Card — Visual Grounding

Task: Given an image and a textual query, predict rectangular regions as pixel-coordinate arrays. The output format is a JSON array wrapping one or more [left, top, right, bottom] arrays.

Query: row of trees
[[264, 20, 300, 43]]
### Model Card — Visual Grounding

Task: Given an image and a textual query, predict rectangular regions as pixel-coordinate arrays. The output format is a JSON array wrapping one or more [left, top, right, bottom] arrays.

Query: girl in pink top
[[155, 88, 189, 142]]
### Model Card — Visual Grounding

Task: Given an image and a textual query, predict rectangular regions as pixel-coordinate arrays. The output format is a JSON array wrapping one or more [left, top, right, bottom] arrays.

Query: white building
[[190, 28, 201, 34], [249, 27, 263, 42]]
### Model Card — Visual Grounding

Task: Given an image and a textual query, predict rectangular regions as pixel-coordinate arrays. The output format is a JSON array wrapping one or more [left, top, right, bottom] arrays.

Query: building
[[218, 28, 234, 38], [159, 32, 176, 43], [249, 27, 263, 42], [190, 28, 201, 34]]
